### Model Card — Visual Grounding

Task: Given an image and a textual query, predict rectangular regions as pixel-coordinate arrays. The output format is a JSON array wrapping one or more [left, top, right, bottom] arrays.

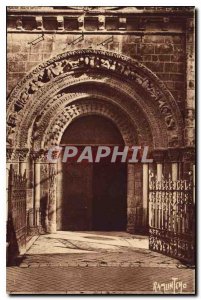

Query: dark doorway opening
[[59, 114, 127, 231], [92, 162, 127, 231]]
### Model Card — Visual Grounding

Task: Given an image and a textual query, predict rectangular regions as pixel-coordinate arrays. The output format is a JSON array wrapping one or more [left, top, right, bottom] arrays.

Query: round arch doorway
[[57, 115, 127, 231]]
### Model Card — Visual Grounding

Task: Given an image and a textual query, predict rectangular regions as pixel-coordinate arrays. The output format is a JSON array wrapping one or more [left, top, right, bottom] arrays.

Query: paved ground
[[7, 266, 195, 294], [7, 231, 195, 294]]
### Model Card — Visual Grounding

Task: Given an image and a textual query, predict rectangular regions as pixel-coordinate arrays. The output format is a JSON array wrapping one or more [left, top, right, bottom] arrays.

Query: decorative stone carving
[[78, 16, 84, 30], [6, 147, 14, 161], [16, 148, 29, 162], [167, 148, 181, 162], [182, 147, 195, 162], [7, 49, 182, 149], [152, 149, 166, 163], [42, 99, 136, 148], [162, 17, 169, 31], [7, 125, 15, 147], [16, 18, 23, 30], [57, 16, 64, 30], [138, 18, 147, 30], [16, 87, 30, 109], [119, 17, 127, 30], [168, 135, 179, 147], [7, 112, 17, 127], [98, 16, 105, 30], [29, 149, 47, 162], [35, 16, 43, 30]]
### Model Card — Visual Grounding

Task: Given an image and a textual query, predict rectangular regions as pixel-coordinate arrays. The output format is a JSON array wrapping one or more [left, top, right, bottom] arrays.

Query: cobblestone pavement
[[7, 232, 195, 294]]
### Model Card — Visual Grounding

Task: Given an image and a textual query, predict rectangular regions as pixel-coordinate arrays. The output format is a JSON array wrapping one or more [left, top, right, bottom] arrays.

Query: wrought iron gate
[[7, 165, 27, 260], [149, 173, 195, 265]]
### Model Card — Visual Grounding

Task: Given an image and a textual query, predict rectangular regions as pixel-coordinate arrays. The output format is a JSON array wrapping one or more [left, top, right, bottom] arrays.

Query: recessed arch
[[7, 49, 184, 153]]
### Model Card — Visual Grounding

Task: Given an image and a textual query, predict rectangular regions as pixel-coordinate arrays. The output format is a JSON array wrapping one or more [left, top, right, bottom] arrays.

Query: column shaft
[[172, 162, 178, 181], [157, 163, 163, 181], [142, 164, 148, 228], [34, 162, 41, 227]]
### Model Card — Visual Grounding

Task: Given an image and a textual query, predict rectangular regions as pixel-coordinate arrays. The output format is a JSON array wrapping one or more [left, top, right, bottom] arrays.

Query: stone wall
[[7, 8, 194, 113]]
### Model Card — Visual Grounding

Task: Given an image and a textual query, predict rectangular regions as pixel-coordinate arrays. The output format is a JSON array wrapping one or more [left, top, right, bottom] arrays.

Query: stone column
[[182, 18, 195, 189], [6, 148, 13, 222], [142, 163, 149, 228], [182, 147, 195, 179], [185, 17, 195, 148], [153, 149, 166, 181], [157, 163, 163, 181], [32, 152, 42, 228], [126, 163, 135, 233], [193, 164, 195, 204], [171, 163, 178, 181], [56, 156, 63, 231], [26, 156, 34, 230], [18, 148, 29, 176], [47, 163, 57, 233], [167, 148, 180, 181]]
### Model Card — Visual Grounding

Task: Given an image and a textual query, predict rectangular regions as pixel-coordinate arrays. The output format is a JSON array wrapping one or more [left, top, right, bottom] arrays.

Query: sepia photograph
[[6, 4, 195, 294]]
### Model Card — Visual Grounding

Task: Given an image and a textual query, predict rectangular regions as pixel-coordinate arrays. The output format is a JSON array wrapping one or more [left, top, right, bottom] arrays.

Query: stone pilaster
[[185, 17, 195, 147], [181, 146, 195, 179]]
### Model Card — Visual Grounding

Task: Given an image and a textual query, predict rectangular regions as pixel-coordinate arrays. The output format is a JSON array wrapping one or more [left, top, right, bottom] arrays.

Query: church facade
[[6, 6, 195, 262]]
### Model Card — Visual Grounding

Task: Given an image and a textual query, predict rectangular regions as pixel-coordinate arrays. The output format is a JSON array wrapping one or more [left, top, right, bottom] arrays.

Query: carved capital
[[17, 148, 29, 162], [166, 148, 181, 162], [6, 147, 14, 162], [152, 149, 166, 163], [30, 149, 47, 162], [182, 146, 195, 163]]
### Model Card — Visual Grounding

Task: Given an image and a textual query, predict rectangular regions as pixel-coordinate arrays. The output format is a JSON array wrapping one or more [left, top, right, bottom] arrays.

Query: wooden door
[[62, 163, 93, 230]]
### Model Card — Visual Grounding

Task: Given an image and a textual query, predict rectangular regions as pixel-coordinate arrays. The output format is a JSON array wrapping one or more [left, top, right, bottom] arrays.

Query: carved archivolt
[[31, 91, 153, 150], [41, 99, 137, 149], [7, 49, 183, 151]]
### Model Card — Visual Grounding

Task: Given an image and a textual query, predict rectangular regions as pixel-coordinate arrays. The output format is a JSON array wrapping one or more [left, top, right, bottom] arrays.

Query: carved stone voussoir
[[7, 49, 180, 136]]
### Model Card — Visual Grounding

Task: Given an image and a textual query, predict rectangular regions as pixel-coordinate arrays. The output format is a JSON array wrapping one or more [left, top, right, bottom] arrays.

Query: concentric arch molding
[[7, 49, 184, 149]]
